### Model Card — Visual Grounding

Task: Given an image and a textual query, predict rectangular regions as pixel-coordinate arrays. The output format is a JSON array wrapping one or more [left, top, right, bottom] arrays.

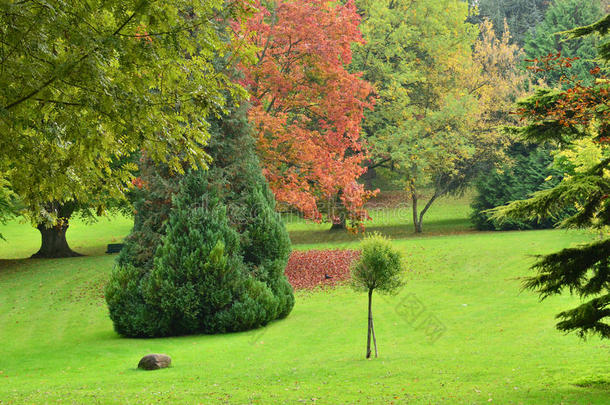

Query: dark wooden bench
[[106, 243, 124, 254]]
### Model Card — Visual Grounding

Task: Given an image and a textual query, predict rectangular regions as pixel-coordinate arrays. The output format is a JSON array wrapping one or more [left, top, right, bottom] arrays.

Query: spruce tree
[[524, 0, 604, 86], [491, 14, 610, 339], [106, 105, 294, 337], [470, 0, 549, 47], [471, 143, 564, 231]]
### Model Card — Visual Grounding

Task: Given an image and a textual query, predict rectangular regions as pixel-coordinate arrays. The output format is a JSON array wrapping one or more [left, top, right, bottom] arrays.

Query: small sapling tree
[[351, 233, 404, 358]]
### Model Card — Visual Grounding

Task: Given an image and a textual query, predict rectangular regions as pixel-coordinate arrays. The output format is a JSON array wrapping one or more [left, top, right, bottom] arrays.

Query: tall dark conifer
[[491, 14, 610, 339]]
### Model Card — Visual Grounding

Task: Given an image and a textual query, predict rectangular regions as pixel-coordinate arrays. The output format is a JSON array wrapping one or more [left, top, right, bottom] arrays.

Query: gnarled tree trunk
[[31, 203, 81, 258]]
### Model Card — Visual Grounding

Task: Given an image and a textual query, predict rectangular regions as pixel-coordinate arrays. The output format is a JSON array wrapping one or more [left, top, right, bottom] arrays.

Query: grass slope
[[287, 192, 474, 245], [0, 199, 608, 404]]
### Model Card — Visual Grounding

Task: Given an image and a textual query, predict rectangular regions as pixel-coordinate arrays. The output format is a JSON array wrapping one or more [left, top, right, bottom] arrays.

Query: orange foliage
[[240, 0, 376, 227]]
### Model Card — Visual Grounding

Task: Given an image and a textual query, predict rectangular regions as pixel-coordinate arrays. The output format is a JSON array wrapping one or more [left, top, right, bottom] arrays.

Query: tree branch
[[2, 0, 148, 111]]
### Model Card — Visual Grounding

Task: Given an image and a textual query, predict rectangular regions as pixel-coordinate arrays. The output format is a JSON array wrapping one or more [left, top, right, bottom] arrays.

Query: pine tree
[[469, 0, 549, 46], [490, 14, 610, 339], [471, 143, 564, 231]]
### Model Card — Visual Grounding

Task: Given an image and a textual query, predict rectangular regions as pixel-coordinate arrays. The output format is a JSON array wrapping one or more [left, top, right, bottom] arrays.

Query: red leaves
[[239, 0, 376, 227], [518, 55, 609, 132], [525, 52, 580, 73], [285, 249, 361, 290], [131, 177, 145, 189], [134, 25, 153, 43]]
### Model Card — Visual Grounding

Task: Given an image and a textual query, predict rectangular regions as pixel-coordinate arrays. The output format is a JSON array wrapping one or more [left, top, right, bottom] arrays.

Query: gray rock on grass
[[138, 354, 171, 370]]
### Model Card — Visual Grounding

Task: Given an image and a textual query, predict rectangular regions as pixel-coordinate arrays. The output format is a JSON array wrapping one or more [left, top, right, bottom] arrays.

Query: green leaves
[[493, 12, 610, 340], [0, 0, 251, 227], [522, 239, 610, 339], [351, 232, 404, 294], [523, 0, 604, 86], [353, 0, 480, 183]]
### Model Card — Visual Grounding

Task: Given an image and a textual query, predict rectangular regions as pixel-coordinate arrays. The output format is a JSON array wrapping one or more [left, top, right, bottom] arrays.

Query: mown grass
[[286, 192, 474, 244], [0, 197, 608, 404], [0, 216, 133, 260]]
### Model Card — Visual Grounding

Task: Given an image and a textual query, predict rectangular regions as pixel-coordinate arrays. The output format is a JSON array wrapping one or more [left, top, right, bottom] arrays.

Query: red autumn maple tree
[[240, 0, 375, 229]]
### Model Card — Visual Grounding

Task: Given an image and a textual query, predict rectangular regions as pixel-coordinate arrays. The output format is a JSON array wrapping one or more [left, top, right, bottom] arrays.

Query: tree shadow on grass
[[289, 218, 475, 245], [0, 243, 117, 270], [0, 258, 37, 276]]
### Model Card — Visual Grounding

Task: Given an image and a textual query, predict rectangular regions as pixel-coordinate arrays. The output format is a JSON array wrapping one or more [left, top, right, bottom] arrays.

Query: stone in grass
[[138, 354, 171, 370]]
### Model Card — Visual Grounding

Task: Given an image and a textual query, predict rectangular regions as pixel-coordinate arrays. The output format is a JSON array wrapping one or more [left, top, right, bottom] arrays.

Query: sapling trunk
[[354, 233, 403, 359], [366, 289, 373, 358], [371, 316, 378, 358]]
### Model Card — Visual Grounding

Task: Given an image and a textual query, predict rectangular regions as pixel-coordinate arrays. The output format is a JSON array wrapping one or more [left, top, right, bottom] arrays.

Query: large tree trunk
[[32, 203, 81, 258], [32, 222, 81, 258]]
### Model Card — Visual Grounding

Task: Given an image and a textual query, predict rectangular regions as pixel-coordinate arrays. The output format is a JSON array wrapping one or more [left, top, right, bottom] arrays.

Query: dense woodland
[[0, 0, 607, 243]]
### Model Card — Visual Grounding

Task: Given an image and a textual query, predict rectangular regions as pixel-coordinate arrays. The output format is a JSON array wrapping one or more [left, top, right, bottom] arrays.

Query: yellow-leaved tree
[[353, 0, 527, 232]]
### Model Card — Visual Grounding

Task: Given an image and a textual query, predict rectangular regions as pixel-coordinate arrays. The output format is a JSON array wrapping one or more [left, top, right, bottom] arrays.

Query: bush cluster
[[350, 233, 404, 295]]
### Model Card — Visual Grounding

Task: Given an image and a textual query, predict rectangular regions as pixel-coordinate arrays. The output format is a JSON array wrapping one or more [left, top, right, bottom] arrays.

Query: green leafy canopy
[[0, 0, 252, 227]]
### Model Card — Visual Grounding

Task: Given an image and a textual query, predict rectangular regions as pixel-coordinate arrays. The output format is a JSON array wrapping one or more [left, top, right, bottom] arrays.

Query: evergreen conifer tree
[[491, 14, 610, 339], [471, 143, 563, 230], [524, 0, 604, 86], [106, 105, 294, 337]]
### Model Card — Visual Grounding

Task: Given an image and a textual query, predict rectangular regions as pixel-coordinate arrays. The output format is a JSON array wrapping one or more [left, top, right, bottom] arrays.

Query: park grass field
[[285, 191, 474, 245], [1, 196, 609, 404]]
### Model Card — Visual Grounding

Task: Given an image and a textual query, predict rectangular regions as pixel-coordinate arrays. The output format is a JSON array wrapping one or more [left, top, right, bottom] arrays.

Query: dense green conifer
[[491, 14, 610, 339], [106, 106, 294, 337]]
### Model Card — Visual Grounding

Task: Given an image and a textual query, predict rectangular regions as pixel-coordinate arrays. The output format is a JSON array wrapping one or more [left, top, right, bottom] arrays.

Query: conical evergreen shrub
[[105, 106, 294, 337], [104, 159, 179, 337]]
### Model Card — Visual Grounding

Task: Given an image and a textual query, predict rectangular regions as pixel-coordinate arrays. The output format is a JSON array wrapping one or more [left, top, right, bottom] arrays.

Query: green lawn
[[0, 198, 608, 404], [286, 192, 474, 244]]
